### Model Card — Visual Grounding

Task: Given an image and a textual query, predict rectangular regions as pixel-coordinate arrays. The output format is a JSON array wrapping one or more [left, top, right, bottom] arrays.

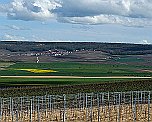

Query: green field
[[0, 77, 146, 87], [1, 62, 152, 77]]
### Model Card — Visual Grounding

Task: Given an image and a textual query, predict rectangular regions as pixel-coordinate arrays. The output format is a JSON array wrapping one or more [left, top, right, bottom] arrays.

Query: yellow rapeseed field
[[16, 69, 58, 73]]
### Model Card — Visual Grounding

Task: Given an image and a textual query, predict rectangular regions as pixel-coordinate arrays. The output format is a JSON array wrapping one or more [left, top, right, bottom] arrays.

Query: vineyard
[[0, 91, 151, 122]]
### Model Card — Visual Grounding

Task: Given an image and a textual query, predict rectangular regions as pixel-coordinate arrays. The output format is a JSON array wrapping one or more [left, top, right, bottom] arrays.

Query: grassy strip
[[0, 77, 146, 86], [0, 62, 14, 67]]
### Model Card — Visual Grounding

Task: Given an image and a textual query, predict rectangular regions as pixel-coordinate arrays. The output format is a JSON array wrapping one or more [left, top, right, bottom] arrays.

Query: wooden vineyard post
[[9, 97, 11, 115], [137, 91, 139, 104], [148, 92, 150, 122], [141, 91, 143, 103], [108, 92, 110, 122], [44, 95, 47, 117], [0, 98, 2, 121], [97, 93, 100, 122], [90, 93, 93, 122], [63, 94, 66, 122], [11, 97, 14, 122], [78, 93, 81, 110], [132, 92, 136, 122], [37, 97, 40, 122], [102, 93, 105, 113], [41, 96, 43, 120], [102, 93, 106, 121], [20, 97, 23, 121], [27, 97, 30, 120], [17, 97, 21, 121], [30, 99, 33, 122], [86, 93, 88, 121], [131, 92, 133, 119], [15, 97, 18, 122], [140, 91, 143, 112], [83, 93, 85, 109], [117, 93, 120, 122], [32, 96, 34, 116], [49, 95, 52, 111]]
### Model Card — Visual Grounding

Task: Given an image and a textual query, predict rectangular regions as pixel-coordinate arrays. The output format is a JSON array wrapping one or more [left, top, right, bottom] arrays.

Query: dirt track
[[0, 76, 152, 79]]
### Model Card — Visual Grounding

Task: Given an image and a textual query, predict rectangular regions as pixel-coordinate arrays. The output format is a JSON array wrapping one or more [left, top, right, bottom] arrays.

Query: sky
[[0, 0, 152, 44]]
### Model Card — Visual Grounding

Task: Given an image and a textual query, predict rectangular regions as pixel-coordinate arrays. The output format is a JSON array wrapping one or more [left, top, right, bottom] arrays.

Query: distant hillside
[[0, 41, 152, 55]]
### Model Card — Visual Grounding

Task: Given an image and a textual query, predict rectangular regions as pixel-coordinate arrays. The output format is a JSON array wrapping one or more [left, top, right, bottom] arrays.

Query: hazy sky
[[0, 0, 152, 44]]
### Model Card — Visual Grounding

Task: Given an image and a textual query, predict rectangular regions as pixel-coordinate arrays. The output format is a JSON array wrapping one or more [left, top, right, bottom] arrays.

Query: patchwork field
[[1, 62, 152, 77], [0, 62, 152, 97]]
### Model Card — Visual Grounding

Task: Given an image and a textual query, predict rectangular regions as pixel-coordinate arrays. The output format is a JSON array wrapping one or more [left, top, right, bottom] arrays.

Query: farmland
[[0, 42, 152, 97], [0, 42, 152, 121], [0, 61, 152, 97], [1, 62, 152, 77]]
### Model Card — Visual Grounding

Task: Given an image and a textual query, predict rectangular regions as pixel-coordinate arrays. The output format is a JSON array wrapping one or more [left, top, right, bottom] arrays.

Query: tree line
[[0, 41, 152, 55]]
